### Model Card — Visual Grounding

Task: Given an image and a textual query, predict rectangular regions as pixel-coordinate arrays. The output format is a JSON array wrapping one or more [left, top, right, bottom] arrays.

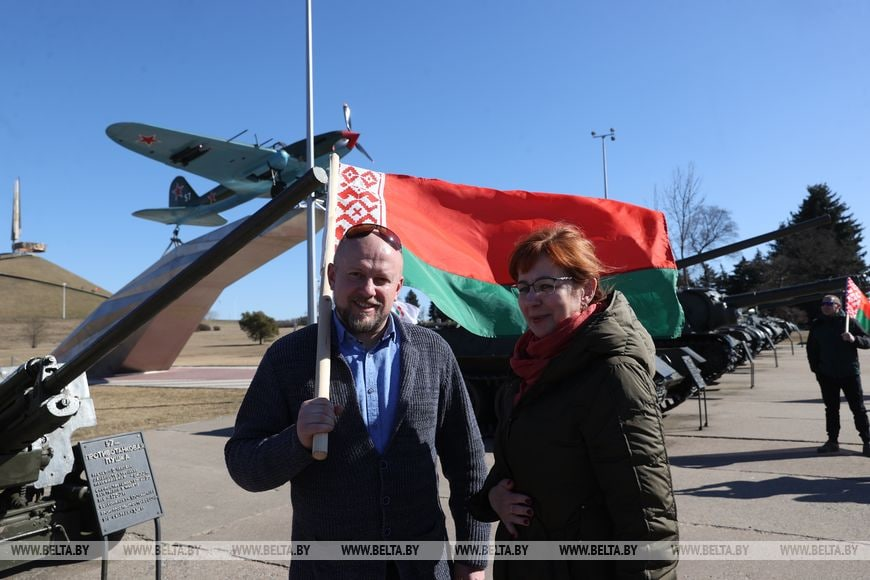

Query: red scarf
[[510, 302, 602, 404]]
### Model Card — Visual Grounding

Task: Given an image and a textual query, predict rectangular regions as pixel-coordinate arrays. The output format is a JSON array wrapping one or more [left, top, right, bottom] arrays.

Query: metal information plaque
[[79, 432, 163, 536]]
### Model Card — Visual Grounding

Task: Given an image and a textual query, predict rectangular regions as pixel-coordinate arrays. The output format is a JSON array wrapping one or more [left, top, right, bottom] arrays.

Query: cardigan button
[[383, 527, 392, 537], [379, 460, 388, 470], [382, 496, 391, 505]]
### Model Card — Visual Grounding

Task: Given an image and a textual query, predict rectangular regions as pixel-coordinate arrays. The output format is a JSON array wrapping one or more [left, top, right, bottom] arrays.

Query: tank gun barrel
[[725, 276, 850, 308], [675, 215, 832, 269], [0, 167, 328, 405]]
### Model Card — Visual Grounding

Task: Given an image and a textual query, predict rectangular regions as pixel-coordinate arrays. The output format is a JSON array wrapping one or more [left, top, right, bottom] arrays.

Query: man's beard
[[338, 301, 388, 336]]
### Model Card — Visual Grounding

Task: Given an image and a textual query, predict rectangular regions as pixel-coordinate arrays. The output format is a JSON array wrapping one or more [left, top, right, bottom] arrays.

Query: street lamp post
[[62, 283, 67, 320], [591, 128, 616, 199]]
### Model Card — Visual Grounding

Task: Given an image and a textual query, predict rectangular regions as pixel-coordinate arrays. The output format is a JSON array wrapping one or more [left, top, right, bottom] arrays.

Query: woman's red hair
[[508, 223, 609, 302]]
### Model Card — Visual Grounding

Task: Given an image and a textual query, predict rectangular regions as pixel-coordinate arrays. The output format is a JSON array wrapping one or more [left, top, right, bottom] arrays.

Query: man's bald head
[[328, 227, 404, 348]]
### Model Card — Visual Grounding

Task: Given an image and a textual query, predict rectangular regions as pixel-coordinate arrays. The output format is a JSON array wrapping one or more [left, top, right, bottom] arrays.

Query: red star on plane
[[138, 134, 158, 146]]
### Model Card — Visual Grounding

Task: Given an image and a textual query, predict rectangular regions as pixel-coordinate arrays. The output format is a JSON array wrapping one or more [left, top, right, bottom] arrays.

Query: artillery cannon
[[0, 169, 328, 573]]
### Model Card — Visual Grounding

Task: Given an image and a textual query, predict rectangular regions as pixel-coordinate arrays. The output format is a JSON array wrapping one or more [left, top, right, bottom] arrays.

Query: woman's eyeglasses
[[343, 223, 403, 251], [511, 276, 574, 297]]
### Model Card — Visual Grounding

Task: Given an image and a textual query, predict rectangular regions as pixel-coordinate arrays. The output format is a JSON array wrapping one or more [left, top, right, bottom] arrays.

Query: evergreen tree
[[428, 302, 449, 324], [697, 263, 729, 289], [405, 290, 420, 308], [723, 250, 768, 295], [766, 184, 867, 287]]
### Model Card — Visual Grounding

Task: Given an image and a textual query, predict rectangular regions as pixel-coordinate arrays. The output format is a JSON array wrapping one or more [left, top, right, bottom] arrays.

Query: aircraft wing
[[133, 207, 228, 227], [106, 122, 309, 185]]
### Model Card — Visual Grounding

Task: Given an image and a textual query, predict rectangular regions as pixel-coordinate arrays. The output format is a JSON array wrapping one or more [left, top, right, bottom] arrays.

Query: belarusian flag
[[845, 277, 870, 333], [334, 164, 684, 338]]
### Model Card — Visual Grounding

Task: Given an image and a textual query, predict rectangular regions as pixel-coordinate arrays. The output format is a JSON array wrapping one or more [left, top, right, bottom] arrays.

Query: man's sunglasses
[[343, 223, 403, 251]]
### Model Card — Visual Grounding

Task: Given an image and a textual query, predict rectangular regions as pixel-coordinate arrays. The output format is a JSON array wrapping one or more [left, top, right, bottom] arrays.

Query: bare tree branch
[[655, 163, 738, 286], [691, 205, 738, 254], [657, 162, 703, 261]]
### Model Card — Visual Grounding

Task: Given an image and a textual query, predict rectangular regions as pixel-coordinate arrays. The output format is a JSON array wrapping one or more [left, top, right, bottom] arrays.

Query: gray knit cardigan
[[225, 317, 490, 579]]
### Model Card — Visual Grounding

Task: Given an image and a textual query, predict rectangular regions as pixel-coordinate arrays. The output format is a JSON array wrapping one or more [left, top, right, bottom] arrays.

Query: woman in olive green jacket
[[470, 224, 678, 579]]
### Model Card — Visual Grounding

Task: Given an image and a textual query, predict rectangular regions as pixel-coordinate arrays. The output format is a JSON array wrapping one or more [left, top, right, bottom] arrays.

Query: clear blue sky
[[2, 1, 868, 320]]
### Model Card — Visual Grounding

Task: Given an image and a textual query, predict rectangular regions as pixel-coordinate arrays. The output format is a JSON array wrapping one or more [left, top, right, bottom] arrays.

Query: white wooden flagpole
[[845, 298, 850, 334], [312, 153, 340, 460]]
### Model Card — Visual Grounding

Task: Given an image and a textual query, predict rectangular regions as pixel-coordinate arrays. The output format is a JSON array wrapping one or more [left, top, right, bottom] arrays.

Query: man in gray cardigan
[[225, 224, 489, 579]]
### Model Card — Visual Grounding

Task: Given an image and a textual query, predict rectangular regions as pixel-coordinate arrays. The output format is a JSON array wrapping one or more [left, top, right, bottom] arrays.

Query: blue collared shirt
[[334, 311, 402, 454]]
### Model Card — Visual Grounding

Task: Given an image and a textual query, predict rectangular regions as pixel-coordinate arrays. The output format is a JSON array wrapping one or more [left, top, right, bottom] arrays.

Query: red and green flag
[[845, 277, 870, 333], [334, 164, 684, 338]]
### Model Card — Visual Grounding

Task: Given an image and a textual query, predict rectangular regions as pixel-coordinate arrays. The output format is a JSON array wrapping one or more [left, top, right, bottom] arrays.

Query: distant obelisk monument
[[11, 178, 46, 254], [12, 177, 20, 245]]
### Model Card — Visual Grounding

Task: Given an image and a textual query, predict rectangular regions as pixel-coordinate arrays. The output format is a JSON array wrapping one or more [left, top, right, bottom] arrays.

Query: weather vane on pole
[[591, 128, 616, 199]]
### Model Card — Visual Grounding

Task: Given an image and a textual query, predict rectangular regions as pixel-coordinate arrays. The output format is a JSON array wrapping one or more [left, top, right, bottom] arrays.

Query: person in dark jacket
[[225, 224, 489, 579], [806, 294, 870, 456], [469, 223, 678, 579]]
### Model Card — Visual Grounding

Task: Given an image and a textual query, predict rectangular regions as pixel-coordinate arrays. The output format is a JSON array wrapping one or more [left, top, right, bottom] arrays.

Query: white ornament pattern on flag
[[846, 277, 863, 319], [334, 164, 387, 240]]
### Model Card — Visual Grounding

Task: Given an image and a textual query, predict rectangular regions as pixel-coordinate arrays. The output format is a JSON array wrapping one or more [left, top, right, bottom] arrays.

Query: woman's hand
[[488, 479, 534, 538]]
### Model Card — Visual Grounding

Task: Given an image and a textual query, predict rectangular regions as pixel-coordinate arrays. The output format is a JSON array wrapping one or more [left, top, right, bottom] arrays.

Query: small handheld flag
[[845, 277, 870, 333]]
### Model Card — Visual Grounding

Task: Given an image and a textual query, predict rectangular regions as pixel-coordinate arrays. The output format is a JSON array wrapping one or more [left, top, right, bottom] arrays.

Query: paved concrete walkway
[[93, 366, 256, 389], [6, 342, 870, 578], [663, 342, 870, 579]]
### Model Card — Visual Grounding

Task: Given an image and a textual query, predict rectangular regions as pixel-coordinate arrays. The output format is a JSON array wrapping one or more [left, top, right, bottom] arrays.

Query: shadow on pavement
[[670, 446, 822, 468], [194, 427, 234, 437], [782, 395, 869, 404], [676, 475, 870, 504]]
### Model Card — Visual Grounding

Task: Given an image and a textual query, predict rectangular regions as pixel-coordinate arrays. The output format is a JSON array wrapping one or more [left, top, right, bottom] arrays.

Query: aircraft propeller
[[342, 102, 373, 162]]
